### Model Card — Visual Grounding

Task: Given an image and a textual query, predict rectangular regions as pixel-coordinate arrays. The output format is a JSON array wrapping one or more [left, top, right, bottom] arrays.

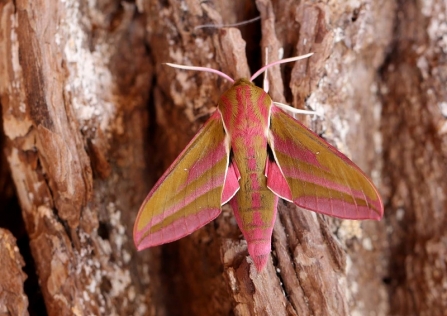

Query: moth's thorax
[[217, 79, 272, 137]]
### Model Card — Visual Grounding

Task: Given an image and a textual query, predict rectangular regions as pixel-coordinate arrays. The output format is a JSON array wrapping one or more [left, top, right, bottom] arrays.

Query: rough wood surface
[[381, 1, 447, 314], [0, 0, 152, 315], [0, 229, 28, 316], [0, 0, 446, 315]]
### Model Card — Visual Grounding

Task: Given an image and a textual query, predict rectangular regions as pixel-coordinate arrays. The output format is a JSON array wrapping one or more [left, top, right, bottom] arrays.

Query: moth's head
[[220, 78, 268, 100], [233, 78, 256, 87]]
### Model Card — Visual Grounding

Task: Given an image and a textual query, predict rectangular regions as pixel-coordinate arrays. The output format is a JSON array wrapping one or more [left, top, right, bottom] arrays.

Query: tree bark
[[381, 0, 447, 314], [0, 229, 28, 316], [0, 0, 445, 315]]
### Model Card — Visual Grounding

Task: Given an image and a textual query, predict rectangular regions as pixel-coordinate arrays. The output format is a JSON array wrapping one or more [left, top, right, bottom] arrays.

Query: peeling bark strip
[[1, 0, 446, 315], [15, 3, 93, 228]]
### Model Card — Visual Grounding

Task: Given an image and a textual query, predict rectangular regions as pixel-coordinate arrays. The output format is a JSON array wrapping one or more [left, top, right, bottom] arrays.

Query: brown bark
[[0, 0, 152, 315], [0, 229, 28, 316], [0, 0, 446, 315], [381, 0, 447, 314]]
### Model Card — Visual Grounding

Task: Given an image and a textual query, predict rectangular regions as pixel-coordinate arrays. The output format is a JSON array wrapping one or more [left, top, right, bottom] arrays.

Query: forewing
[[268, 106, 383, 220], [134, 111, 232, 250]]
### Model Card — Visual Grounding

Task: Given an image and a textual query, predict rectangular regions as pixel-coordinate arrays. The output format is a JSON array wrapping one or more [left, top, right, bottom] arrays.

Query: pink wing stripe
[[177, 142, 228, 193], [138, 175, 225, 238], [222, 162, 240, 204], [272, 131, 326, 171], [270, 106, 365, 163], [134, 111, 230, 250], [269, 105, 384, 219], [280, 166, 376, 205], [295, 196, 382, 220], [139, 112, 223, 199], [265, 159, 293, 201], [136, 208, 221, 249]]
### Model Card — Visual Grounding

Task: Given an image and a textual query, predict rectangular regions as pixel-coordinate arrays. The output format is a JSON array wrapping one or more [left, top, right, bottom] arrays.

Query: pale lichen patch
[[60, 0, 116, 132], [338, 220, 363, 242]]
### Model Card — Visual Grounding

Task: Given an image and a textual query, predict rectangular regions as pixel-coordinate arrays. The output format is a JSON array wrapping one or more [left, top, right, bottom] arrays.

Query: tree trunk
[[0, 0, 445, 315]]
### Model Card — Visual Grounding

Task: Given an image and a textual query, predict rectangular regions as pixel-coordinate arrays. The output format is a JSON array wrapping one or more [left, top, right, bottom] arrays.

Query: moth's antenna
[[263, 47, 270, 93], [194, 16, 261, 30], [165, 63, 235, 83], [250, 53, 314, 82]]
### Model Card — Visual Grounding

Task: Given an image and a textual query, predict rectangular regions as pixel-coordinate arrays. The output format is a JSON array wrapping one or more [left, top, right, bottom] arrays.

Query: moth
[[134, 53, 383, 271]]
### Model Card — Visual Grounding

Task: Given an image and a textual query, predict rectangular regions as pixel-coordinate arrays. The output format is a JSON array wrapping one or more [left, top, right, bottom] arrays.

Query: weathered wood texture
[[0, 0, 445, 315], [0, 229, 28, 316], [381, 0, 447, 314], [0, 0, 153, 315]]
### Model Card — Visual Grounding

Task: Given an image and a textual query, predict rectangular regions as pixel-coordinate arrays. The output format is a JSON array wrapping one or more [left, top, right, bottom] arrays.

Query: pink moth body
[[218, 78, 277, 270]]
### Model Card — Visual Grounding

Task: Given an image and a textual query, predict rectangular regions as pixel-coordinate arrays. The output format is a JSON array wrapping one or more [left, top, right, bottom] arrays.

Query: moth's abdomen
[[229, 188, 278, 271], [229, 141, 278, 271]]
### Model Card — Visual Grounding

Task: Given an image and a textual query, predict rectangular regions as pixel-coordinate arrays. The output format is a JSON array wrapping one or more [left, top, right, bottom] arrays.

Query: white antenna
[[263, 47, 270, 93], [164, 63, 235, 83], [250, 53, 313, 81]]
